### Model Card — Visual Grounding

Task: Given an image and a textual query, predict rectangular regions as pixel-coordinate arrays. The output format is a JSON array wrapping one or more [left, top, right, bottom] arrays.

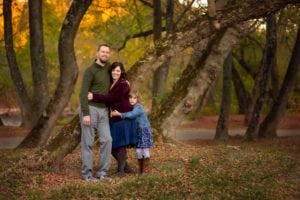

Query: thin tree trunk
[[18, 0, 93, 148], [245, 14, 277, 140], [152, 0, 171, 109], [29, 0, 49, 127], [231, 62, 251, 114], [215, 52, 232, 140], [269, 16, 280, 99], [258, 26, 300, 138], [153, 0, 162, 41], [3, 0, 32, 128]]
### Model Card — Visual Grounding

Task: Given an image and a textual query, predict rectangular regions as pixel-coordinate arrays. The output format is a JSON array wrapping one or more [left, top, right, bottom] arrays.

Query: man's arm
[[80, 69, 93, 125]]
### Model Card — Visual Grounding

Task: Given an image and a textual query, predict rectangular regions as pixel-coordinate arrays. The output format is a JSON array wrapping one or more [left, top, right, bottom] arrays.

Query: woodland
[[0, 0, 300, 199]]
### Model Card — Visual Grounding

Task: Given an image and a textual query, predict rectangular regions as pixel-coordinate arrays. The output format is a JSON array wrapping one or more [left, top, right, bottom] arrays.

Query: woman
[[88, 62, 136, 177]]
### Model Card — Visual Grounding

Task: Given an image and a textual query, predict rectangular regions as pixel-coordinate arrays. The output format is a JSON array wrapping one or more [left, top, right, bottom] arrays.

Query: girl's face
[[129, 95, 138, 105], [111, 66, 121, 81]]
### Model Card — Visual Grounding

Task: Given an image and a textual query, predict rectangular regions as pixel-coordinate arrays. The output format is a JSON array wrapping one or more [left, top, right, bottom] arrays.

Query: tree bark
[[32, 115, 81, 168], [269, 14, 280, 100], [258, 26, 300, 137], [18, 0, 93, 148], [231, 62, 251, 114], [215, 52, 232, 140], [188, 38, 214, 119], [3, 0, 32, 128], [153, 0, 162, 41], [29, 0, 49, 127], [150, 28, 242, 140], [245, 14, 278, 140]]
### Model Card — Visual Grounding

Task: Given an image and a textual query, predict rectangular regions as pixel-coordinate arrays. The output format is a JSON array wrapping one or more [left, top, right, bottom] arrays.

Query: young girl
[[112, 90, 153, 174]]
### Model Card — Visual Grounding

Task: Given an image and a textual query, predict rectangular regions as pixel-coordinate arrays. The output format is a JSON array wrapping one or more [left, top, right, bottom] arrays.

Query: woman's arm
[[91, 80, 129, 103]]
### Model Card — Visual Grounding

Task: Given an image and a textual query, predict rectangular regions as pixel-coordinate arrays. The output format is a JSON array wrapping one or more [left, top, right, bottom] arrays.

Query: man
[[79, 44, 112, 181]]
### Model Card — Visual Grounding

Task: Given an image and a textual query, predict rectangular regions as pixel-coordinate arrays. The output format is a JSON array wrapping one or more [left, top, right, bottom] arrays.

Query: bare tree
[[231, 62, 251, 114], [258, 25, 300, 138], [245, 14, 278, 140], [215, 52, 233, 140]]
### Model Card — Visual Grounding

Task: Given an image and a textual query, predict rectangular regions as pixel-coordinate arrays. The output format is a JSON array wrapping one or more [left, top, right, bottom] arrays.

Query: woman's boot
[[112, 151, 133, 174], [116, 153, 126, 177]]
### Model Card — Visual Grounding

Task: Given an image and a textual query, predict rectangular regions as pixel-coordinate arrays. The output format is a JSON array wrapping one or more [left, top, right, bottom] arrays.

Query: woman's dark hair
[[109, 62, 126, 80]]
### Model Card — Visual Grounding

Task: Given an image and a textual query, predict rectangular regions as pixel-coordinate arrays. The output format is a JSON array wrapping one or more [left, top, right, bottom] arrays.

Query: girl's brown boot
[[143, 158, 150, 173], [138, 159, 143, 174]]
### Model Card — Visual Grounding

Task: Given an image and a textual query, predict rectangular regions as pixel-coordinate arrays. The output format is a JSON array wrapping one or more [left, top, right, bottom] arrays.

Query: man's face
[[97, 46, 110, 64]]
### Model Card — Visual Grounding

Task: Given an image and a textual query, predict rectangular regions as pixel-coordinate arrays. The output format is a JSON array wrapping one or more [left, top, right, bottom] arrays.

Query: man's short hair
[[98, 44, 110, 51]]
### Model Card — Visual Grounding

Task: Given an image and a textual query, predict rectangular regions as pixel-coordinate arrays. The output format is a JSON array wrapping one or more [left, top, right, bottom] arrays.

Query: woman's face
[[111, 66, 122, 81]]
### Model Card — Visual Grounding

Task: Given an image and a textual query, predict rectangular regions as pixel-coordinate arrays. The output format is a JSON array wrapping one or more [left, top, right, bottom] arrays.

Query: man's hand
[[83, 115, 91, 126], [111, 110, 121, 117]]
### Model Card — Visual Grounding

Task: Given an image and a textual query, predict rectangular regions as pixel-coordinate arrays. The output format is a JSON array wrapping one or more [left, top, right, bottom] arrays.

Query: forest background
[[0, 0, 299, 199]]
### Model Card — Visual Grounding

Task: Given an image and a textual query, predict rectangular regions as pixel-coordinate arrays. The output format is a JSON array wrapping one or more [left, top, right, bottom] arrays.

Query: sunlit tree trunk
[[215, 52, 232, 140], [245, 14, 277, 140], [18, 0, 93, 148], [189, 38, 214, 120], [258, 26, 300, 138]]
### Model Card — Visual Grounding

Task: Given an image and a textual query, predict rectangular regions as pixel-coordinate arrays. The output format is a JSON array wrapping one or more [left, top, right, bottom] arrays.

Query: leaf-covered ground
[[0, 136, 299, 200]]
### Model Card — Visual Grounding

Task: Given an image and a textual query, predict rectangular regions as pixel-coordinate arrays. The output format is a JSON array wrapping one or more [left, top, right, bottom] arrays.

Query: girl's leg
[[142, 148, 151, 173], [143, 148, 150, 158], [136, 148, 143, 174]]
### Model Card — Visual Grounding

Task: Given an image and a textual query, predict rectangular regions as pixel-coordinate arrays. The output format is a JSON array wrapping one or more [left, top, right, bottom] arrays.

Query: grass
[[0, 136, 299, 199]]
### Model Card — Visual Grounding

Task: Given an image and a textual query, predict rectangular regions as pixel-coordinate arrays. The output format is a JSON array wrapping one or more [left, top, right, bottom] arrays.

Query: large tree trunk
[[18, 0, 93, 148], [3, 0, 32, 128], [258, 26, 300, 138], [215, 52, 232, 140], [29, 0, 49, 128], [245, 14, 278, 140], [187, 38, 214, 120], [231, 62, 251, 114], [150, 28, 242, 140], [31, 115, 81, 168]]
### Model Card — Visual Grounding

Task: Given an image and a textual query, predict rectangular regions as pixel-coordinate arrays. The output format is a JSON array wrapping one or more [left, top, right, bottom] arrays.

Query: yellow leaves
[[0, 1, 28, 46]]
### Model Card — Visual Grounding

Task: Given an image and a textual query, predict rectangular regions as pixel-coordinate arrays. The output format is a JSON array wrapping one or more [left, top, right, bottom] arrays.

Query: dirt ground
[[179, 114, 300, 130], [0, 114, 299, 138]]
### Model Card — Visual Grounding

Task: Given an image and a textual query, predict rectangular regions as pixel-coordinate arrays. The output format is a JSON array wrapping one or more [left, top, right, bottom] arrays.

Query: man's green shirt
[[80, 61, 110, 116]]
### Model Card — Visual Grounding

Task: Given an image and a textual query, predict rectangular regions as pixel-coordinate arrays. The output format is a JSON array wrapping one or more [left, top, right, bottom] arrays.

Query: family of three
[[79, 44, 153, 181]]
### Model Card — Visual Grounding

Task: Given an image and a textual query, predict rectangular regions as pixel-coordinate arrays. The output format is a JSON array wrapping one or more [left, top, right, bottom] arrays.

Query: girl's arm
[[121, 104, 144, 119]]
